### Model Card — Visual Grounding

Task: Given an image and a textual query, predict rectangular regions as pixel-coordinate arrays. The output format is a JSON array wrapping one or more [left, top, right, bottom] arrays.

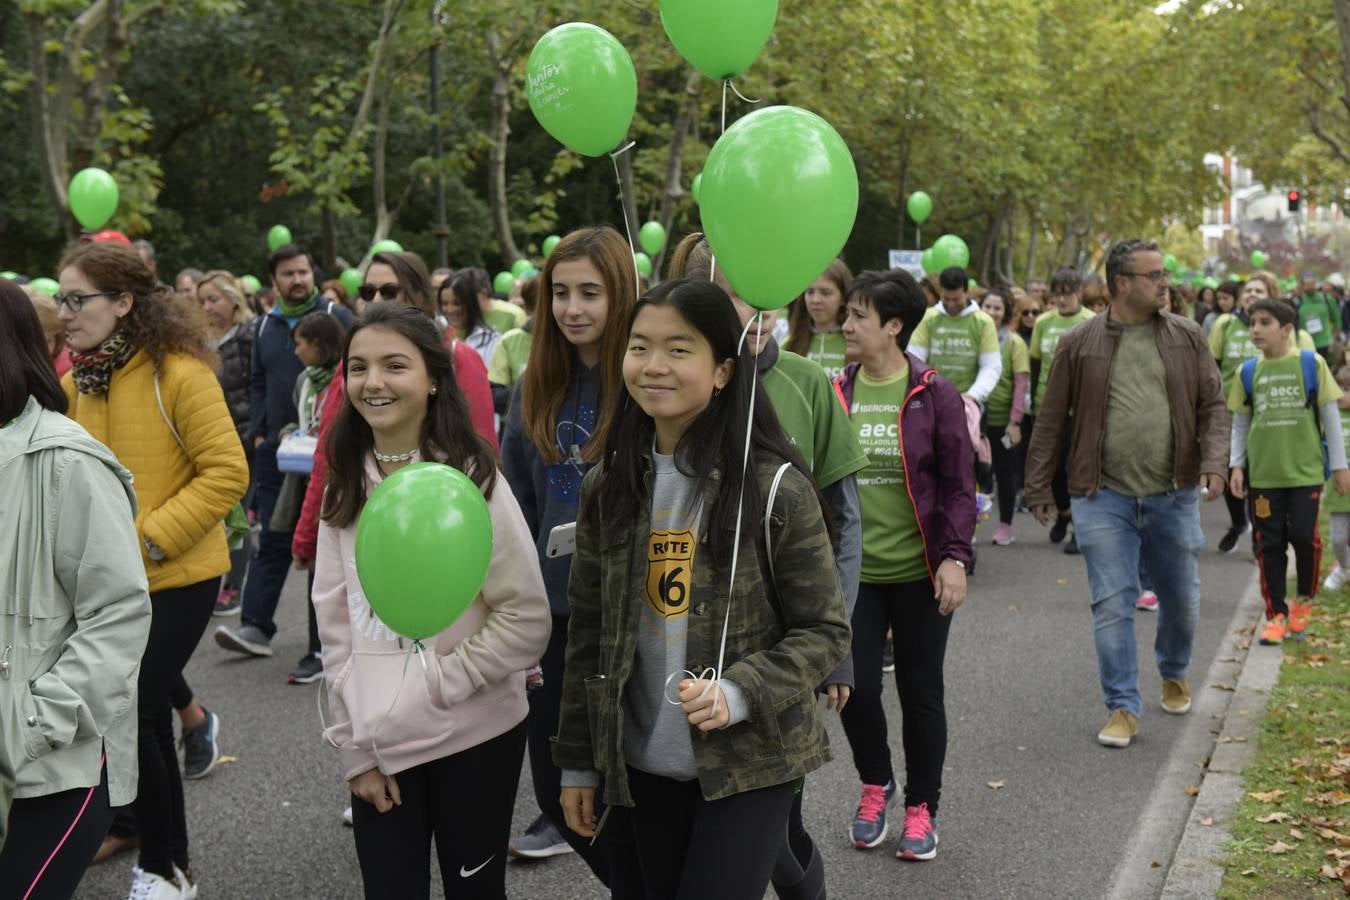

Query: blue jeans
[[241, 443, 293, 638], [1070, 485, 1204, 717]]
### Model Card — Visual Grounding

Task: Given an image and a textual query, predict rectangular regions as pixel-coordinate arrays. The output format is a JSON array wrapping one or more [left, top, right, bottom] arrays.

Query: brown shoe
[[1097, 709, 1139, 748], [1161, 679, 1192, 715], [93, 832, 138, 865]]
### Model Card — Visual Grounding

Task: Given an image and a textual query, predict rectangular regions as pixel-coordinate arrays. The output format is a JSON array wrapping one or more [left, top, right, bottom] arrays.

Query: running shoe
[[288, 653, 323, 685], [125, 866, 185, 900], [509, 814, 574, 858], [992, 523, 1014, 546], [881, 635, 895, 674], [214, 623, 272, 657], [1258, 615, 1287, 645], [1218, 523, 1249, 554], [1049, 514, 1071, 544], [896, 802, 938, 861], [181, 708, 220, 780], [1323, 564, 1347, 592], [1287, 599, 1312, 636], [1136, 591, 1158, 611], [849, 779, 896, 849], [213, 588, 241, 617]]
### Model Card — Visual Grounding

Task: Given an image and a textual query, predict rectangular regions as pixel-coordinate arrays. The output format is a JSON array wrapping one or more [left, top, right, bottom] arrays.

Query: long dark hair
[[321, 304, 498, 528], [294, 311, 346, 368], [0, 281, 67, 421], [583, 278, 828, 566], [443, 270, 489, 338]]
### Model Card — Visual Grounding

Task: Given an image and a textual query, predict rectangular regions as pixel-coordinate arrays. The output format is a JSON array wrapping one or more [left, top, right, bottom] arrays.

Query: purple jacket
[[834, 355, 975, 579]]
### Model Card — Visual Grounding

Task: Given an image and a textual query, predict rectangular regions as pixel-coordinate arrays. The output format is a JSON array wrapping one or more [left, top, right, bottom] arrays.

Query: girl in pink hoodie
[[312, 303, 551, 898]]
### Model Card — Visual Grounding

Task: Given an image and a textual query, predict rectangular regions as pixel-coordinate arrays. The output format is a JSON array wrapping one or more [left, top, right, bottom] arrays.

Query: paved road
[[74, 501, 1255, 899]]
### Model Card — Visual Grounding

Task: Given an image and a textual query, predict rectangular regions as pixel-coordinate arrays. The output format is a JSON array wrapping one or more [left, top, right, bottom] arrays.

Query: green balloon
[[68, 167, 119, 230], [968, 278, 978, 290], [933, 234, 970, 270], [659, 0, 778, 80], [701, 106, 858, 311], [691, 173, 703, 205], [354, 463, 493, 641], [29, 277, 59, 296], [511, 258, 532, 277], [907, 191, 933, 226], [1250, 250, 1267, 269], [639, 221, 667, 256], [371, 239, 403, 255], [493, 271, 515, 294], [921, 248, 937, 274], [542, 235, 562, 256], [1163, 253, 1177, 272], [1204, 276, 1219, 289], [267, 225, 293, 252], [526, 23, 636, 157], [340, 268, 363, 297], [241, 275, 262, 293], [0, 271, 17, 280], [634, 252, 653, 277]]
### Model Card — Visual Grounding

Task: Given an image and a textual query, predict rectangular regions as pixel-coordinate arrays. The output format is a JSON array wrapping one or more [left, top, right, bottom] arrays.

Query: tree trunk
[[321, 206, 338, 273], [486, 29, 520, 265], [25, 16, 73, 239], [652, 66, 702, 279], [895, 139, 912, 251], [1023, 218, 1039, 288], [371, 88, 393, 252]]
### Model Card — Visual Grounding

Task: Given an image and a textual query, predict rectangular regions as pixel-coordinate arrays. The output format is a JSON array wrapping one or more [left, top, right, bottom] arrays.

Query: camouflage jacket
[[552, 453, 851, 805]]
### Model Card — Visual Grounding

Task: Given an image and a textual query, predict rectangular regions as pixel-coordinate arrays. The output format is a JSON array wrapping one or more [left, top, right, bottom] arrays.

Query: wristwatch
[[945, 559, 966, 570]]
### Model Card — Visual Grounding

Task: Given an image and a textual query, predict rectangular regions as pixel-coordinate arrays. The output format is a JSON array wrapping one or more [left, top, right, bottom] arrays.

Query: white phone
[[546, 522, 577, 558]]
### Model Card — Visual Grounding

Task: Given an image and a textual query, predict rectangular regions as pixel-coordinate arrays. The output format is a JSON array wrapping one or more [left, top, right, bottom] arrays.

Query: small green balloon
[[340, 268, 363, 297], [68, 167, 119, 230], [1163, 253, 1177, 272], [526, 23, 637, 157], [0, 271, 17, 280], [639, 221, 667, 256], [542, 235, 562, 256], [659, 0, 778, 80], [907, 191, 933, 226], [1250, 250, 1267, 269], [968, 278, 978, 290], [933, 234, 970, 270], [493, 271, 516, 295], [241, 275, 262, 293], [371, 239, 403, 255], [511, 258, 532, 277], [1204, 276, 1219, 289], [921, 247, 937, 275], [634, 252, 653, 277], [267, 224, 293, 252], [354, 463, 493, 640], [691, 173, 703, 205], [29, 277, 59, 296]]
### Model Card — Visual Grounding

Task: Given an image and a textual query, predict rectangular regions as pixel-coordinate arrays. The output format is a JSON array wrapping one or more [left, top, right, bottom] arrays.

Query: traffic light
[[1288, 189, 1301, 212]]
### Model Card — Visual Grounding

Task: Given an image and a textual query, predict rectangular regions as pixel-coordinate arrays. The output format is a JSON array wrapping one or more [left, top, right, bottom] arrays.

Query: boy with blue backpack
[[1228, 298, 1350, 645]]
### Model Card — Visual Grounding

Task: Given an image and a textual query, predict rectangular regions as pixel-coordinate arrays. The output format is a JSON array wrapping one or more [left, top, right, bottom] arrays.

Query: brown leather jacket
[[1025, 310, 1229, 504]]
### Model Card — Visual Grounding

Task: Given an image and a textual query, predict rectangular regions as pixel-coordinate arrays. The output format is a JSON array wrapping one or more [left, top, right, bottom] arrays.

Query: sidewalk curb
[[1159, 573, 1283, 899]]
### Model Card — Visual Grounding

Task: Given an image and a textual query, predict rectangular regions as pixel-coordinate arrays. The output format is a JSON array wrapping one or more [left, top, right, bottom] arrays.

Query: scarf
[[298, 364, 337, 432], [69, 330, 138, 395], [278, 293, 318, 322]]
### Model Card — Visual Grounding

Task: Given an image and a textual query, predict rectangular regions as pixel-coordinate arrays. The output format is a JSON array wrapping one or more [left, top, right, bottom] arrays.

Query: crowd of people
[[0, 229, 1345, 899]]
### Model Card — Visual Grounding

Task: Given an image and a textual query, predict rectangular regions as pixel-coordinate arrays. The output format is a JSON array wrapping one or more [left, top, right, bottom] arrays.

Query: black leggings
[[626, 767, 796, 900], [135, 578, 217, 879], [1224, 484, 1247, 532], [840, 580, 953, 815], [351, 721, 526, 900], [1250, 485, 1323, 618], [987, 424, 1018, 525], [0, 761, 110, 900], [1023, 415, 1070, 513]]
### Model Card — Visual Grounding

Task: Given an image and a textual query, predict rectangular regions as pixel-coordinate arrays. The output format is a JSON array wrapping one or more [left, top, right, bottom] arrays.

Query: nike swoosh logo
[[460, 855, 494, 878]]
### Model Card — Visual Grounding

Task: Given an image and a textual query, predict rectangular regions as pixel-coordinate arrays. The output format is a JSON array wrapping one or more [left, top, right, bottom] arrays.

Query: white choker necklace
[[373, 448, 418, 463]]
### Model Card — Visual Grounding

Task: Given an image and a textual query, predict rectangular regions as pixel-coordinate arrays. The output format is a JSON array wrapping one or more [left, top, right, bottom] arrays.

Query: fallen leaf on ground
[[1218, 656, 1240, 663], [217, 755, 239, 765], [1240, 868, 1256, 876], [1308, 791, 1350, 807], [1055, 578, 1068, 585], [1217, 736, 1233, 744], [1318, 828, 1350, 847], [1209, 682, 1236, 691], [1266, 840, 1296, 854], [1238, 709, 1250, 716], [1184, 785, 1200, 796], [1201, 817, 1214, 826], [987, 780, 1006, 790], [1290, 828, 1306, 840], [1151, 861, 1162, 869], [1250, 789, 1287, 803], [1257, 812, 1293, 823], [1008, 604, 1022, 612], [1310, 816, 1347, 828]]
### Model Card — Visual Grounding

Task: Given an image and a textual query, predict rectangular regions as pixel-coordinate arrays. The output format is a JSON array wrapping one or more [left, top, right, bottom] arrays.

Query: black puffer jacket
[[216, 320, 255, 443]]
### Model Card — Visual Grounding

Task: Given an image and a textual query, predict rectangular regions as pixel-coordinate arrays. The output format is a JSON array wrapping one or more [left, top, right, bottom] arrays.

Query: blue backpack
[[1240, 350, 1329, 479]]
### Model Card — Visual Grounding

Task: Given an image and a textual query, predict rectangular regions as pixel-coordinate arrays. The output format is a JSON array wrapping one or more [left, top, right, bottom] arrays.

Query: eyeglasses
[[358, 283, 401, 302], [1022, 309, 1041, 316], [54, 290, 119, 312], [1122, 270, 1171, 284]]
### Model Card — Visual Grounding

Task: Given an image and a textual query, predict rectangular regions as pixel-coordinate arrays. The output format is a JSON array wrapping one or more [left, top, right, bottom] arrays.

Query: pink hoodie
[[313, 457, 551, 781]]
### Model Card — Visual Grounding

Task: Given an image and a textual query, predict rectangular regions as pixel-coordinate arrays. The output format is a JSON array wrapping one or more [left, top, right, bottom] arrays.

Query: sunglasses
[[358, 283, 400, 302]]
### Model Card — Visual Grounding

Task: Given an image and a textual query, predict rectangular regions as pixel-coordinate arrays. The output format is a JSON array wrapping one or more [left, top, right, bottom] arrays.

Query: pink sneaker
[[214, 587, 241, 617], [897, 802, 938, 860], [992, 523, 1014, 546], [1136, 591, 1158, 612]]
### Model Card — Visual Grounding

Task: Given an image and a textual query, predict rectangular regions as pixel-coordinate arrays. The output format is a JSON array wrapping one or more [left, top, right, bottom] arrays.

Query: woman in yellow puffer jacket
[[58, 241, 248, 900]]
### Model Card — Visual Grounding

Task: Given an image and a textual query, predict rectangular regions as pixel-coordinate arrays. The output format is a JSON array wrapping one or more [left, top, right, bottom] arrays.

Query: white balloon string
[[610, 141, 642, 302], [727, 79, 761, 105], [317, 639, 430, 775]]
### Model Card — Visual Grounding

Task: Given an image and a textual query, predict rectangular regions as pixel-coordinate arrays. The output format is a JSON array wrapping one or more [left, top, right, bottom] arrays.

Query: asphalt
[[73, 500, 1258, 900]]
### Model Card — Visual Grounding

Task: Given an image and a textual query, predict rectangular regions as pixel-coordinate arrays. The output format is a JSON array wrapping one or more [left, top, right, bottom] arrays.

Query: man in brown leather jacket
[[1026, 239, 1229, 749]]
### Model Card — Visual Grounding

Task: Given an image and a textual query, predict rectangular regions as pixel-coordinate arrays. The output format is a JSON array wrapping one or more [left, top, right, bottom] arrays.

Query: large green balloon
[[493, 271, 516, 294], [355, 463, 493, 641], [371, 239, 403, 255], [1163, 253, 1177, 272], [691, 172, 703, 205], [634, 252, 653, 277], [339, 268, 363, 298], [542, 235, 562, 256], [241, 275, 262, 293], [701, 106, 858, 311], [907, 191, 933, 225], [29, 277, 59, 296], [933, 234, 970, 270], [511, 258, 532, 278], [921, 247, 937, 274], [526, 23, 636, 157], [639, 221, 667, 256], [267, 225, 293, 252], [1250, 250, 1267, 269], [68, 168, 119, 230], [659, 0, 778, 80]]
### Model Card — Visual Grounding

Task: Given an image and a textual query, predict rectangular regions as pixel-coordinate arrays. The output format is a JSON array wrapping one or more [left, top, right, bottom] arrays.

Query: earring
[[712, 387, 722, 399], [430, 386, 438, 396]]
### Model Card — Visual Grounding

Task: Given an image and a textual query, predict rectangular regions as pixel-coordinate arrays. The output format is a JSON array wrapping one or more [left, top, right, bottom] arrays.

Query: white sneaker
[[174, 866, 198, 900], [1323, 565, 1348, 592], [342, 805, 354, 827], [126, 866, 185, 900]]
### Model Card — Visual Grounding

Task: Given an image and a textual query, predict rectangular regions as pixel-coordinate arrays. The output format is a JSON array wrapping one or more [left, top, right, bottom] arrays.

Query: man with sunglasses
[[216, 244, 352, 660], [1026, 239, 1228, 750]]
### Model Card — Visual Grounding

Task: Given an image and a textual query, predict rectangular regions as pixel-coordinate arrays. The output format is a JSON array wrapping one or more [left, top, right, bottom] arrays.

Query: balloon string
[[316, 640, 430, 775], [727, 79, 761, 105], [610, 141, 642, 302]]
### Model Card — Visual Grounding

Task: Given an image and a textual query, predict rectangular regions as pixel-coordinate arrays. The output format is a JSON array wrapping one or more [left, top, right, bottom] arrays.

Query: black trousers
[[1250, 485, 1322, 618], [987, 424, 1018, 526], [626, 767, 796, 900], [135, 579, 217, 878], [351, 721, 526, 900], [839, 580, 953, 815], [1023, 415, 1071, 513], [0, 762, 110, 900], [1224, 484, 1248, 532]]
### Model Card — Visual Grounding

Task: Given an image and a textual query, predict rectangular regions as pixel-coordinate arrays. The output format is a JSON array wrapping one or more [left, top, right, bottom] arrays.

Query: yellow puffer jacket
[[63, 349, 250, 593]]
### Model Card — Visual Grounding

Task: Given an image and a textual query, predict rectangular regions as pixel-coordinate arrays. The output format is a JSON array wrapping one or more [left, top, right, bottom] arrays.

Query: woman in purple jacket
[[833, 268, 975, 863]]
